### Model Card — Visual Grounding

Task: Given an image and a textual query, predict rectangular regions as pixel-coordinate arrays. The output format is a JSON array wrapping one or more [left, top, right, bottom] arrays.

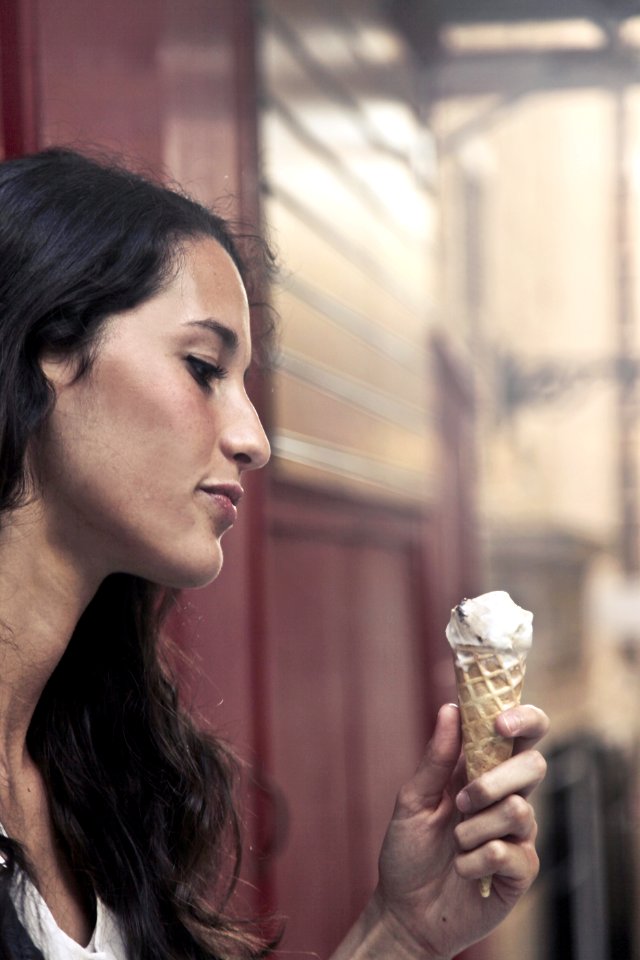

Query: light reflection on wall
[[441, 19, 607, 52]]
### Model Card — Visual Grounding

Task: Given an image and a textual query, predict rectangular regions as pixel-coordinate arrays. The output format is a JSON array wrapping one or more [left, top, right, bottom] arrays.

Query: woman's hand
[[369, 702, 549, 959]]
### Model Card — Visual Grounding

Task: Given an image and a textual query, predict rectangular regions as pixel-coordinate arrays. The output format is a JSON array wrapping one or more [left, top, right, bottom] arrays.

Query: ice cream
[[446, 590, 533, 897]]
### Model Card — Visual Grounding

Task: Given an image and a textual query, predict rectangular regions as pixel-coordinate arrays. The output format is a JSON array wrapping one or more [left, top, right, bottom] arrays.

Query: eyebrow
[[184, 319, 239, 352]]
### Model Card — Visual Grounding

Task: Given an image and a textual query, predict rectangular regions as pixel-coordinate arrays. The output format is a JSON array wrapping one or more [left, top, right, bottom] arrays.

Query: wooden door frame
[[0, 0, 40, 157]]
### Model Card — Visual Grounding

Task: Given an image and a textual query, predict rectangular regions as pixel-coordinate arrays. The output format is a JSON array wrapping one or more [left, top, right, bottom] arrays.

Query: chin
[[135, 541, 225, 590], [184, 560, 225, 589]]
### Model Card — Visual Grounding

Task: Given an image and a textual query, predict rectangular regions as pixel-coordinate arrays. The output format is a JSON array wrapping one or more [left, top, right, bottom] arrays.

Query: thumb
[[409, 703, 462, 810]]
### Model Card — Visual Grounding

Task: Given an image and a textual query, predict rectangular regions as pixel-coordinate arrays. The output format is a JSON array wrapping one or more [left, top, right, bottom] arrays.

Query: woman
[[0, 147, 548, 960]]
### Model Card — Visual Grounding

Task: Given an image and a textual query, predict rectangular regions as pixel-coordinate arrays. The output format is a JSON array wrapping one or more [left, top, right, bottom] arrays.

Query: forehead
[[173, 237, 250, 337], [100, 236, 252, 356]]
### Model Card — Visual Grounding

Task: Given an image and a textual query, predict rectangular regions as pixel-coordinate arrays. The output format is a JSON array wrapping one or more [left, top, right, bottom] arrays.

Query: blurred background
[[1, 0, 638, 957]]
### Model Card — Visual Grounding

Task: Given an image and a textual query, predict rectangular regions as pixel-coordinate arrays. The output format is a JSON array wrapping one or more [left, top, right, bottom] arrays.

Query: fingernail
[[437, 703, 458, 725], [456, 790, 471, 813]]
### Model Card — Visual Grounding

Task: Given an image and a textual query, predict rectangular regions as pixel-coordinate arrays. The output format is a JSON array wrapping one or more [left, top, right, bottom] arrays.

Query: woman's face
[[36, 236, 270, 589]]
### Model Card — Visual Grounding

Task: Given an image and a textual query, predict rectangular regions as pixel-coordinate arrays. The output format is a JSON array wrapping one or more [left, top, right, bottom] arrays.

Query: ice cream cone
[[445, 591, 532, 899], [453, 645, 526, 897]]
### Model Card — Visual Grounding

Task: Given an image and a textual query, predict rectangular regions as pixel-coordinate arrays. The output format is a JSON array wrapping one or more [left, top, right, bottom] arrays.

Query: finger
[[455, 838, 540, 890], [456, 750, 547, 814], [454, 795, 536, 851], [450, 752, 469, 796], [495, 705, 550, 752], [398, 703, 462, 814]]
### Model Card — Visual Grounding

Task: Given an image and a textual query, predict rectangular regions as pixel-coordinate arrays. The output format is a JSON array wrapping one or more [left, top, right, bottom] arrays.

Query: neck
[[0, 502, 102, 774]]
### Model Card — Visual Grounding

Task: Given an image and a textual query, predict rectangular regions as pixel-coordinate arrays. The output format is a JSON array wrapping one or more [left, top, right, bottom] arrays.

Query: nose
[[222, 391, 271, 473]]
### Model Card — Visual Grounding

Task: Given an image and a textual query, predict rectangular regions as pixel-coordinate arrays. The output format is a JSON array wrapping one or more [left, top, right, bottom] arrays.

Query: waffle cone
[[453, 645, 526, 897]]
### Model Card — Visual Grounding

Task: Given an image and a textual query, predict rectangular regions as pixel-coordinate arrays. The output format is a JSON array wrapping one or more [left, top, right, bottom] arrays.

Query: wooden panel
[[265, 486, 432, 957], [36, 0, 254, 210], [157, 0, 260, 211], [265, 534, 355, 952], [342, 540, 428, 912], [37, 0, 164, 161]]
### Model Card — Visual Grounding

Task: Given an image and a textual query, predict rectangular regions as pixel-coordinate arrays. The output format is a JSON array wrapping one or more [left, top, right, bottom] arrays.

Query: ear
[[39, 352, 81, 391]]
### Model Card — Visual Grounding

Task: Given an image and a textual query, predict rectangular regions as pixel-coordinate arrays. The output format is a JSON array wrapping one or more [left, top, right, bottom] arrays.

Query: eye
[[186, 355, 227, 391]]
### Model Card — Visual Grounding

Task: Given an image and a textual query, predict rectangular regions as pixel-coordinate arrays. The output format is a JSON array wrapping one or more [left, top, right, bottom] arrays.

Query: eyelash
[[186, 355, 228, 391]]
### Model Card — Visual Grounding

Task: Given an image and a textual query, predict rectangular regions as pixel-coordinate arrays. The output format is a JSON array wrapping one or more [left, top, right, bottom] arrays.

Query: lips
[[200, 482, 244, 506], [199, 482, 244, 529]]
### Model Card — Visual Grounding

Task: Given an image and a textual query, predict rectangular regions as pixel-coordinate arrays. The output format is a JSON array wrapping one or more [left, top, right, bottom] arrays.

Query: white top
[[14, 879, 129, 960], [0, 821, 128, 959]]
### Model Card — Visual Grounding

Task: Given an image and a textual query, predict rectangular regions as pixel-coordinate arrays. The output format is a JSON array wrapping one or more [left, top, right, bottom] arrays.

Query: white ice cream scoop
[[445, 590, 533, 656]]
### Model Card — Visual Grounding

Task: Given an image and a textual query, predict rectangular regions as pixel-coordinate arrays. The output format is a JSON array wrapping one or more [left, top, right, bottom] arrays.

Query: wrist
[[330, 892, 449, 960], [370, 891, 449, 960]]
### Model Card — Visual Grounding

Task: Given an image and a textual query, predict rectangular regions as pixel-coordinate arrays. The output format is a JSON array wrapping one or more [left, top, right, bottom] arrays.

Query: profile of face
[[35, 236, 271, 589]]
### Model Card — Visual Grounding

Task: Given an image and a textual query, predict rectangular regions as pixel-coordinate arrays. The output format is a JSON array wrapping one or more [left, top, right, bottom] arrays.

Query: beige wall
[[435, 88, 620, 540], [432, 46, 640, 725], [432, 25, 640, 959]]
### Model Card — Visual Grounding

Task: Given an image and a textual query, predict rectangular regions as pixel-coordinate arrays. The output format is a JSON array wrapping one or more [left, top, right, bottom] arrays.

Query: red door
[[263, 484, 434, 956]]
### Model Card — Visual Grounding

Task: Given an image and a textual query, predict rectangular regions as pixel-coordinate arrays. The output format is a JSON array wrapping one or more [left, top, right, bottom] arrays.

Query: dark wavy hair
[[0, 148, 273, 959]]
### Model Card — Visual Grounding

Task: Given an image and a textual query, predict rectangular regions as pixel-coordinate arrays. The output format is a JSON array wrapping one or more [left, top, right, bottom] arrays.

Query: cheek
[[47, 368, 213, 499], [43, 332, 232, 524], [100, 392, 212, 493]]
